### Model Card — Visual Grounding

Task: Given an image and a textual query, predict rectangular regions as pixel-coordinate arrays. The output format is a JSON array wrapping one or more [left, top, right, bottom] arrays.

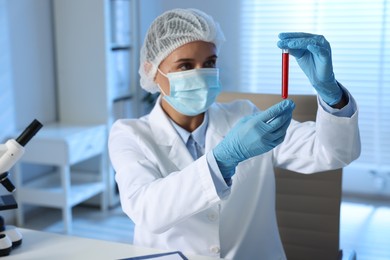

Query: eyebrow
[[174, 55, 218, 63]]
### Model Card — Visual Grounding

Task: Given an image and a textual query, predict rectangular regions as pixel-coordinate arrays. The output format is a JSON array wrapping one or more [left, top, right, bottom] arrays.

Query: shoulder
[[109, 115, 151, 143], [212, 99, 259, 118], [207, 99, 259, 132]]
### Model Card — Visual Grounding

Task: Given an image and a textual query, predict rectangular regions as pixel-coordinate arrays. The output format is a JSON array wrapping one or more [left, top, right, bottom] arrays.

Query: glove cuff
[[315, 80, 343, 106], [224, 177, 233, 186], [212, 149, 238, 179]]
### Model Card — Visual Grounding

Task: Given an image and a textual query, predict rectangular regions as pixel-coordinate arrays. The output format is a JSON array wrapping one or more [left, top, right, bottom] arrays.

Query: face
[[154, 41, 218, 95]]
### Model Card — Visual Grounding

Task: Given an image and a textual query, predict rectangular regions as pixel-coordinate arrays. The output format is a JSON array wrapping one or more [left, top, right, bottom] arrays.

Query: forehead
[[162, 41, 217, 64]]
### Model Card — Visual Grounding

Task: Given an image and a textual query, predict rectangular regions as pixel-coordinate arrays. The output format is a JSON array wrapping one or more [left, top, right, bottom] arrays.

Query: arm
[[273, 96, 361, 173], [108, 121, 221, 234], [212, 100, 295, 180], [275, 33, 361, 171]]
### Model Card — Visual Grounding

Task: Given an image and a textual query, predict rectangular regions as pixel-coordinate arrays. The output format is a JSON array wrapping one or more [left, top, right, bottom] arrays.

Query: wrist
[[215, 158, 237, 179], [330, 90, 348, 109], [224, 177, 233, 186], [212, 149, 238, 178], [316, 80, 343, 106]]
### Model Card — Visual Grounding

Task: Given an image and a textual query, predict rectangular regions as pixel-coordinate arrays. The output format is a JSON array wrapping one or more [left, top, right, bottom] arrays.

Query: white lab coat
[[108, 97, 360, 259]]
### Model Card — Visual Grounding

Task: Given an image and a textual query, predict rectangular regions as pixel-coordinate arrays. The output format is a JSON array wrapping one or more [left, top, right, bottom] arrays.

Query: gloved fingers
[[278, 32, 318, 40], [306, 44, 331, 63], [277, 40, 306, 59], [261, 120, 290, 150], [266, 111, 292, 138], [277, 34, 329, 59], [272, 134, 288, 147], [266, 109, 292, 128], [267, 115, 292, 146], [278, 33, 327, 47], [258, 99, 295, 123]]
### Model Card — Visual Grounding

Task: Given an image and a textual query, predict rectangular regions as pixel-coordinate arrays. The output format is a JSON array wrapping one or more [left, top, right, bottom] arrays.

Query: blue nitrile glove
[[213, 99, 295, 179], [277, 32, 343, 105]]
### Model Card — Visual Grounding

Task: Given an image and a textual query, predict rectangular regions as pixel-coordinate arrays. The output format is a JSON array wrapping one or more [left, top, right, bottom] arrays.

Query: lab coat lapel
[[149, 97, 194, 171], [205, 103, 231, 152], [168, 137, 194, 170]]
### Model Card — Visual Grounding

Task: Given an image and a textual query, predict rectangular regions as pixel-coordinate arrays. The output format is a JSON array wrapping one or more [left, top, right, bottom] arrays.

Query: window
[[240, 0, 390, 189]]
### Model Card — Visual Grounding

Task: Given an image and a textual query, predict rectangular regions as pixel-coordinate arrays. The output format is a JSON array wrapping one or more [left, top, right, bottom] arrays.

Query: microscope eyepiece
[[15, 119, 43, 147]]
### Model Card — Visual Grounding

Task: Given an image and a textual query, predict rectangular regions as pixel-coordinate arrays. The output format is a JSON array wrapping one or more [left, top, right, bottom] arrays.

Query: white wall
[[7, 0, 57, 130], [138, 0, 241, 91], [0, 0, 56, 223], [0, 0, 16, 223], [0, 0, 15, 142]]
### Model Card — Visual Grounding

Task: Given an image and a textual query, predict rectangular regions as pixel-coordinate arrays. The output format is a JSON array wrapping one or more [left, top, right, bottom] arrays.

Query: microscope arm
[[0, 119, 42, 192], [0, 140, 25, 175]]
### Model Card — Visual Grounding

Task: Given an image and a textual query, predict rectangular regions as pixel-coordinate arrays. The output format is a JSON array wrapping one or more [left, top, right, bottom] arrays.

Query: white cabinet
[[14, 124, 108, 234], [53, 0, 140, 206]]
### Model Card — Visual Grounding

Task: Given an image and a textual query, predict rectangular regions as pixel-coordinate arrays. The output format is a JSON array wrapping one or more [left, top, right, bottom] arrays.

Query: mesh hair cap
[[139, 8, 225, 93]]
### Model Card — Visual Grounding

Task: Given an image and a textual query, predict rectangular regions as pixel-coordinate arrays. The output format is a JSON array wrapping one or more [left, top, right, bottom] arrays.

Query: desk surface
[[6, 228, 220, 260]]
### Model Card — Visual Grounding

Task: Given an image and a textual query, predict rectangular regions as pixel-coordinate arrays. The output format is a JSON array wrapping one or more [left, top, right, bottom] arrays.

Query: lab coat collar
[[149, 96, 194, 169], [148, 96, 230, 170], [149, 95, 179, 146], [205, 102, 230, 152]]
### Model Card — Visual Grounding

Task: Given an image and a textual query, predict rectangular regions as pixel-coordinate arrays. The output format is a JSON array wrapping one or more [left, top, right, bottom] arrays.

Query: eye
[[204, 59, 217, 68], [177, 62, 194, 71]]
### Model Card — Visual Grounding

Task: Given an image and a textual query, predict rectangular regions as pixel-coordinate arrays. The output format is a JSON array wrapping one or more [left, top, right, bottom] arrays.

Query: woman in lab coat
[[108, 8, 361, 260]]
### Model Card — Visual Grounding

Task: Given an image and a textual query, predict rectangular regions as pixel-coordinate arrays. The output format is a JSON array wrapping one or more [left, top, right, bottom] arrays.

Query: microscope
[[0, 119, 42, 256]]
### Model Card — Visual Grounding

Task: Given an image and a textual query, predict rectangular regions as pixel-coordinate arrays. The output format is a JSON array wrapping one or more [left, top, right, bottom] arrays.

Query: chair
[[217, 92, 344, 260]]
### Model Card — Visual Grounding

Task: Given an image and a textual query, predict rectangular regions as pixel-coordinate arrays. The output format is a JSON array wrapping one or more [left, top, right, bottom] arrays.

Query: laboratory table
[[4, 228, 221, 260]]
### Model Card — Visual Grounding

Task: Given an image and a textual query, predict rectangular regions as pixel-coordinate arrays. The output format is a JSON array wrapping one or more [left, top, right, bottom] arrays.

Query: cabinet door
[[54, 0, 111, 125]]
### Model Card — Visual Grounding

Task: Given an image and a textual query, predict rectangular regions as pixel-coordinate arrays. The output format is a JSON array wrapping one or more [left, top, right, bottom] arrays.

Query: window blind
[[240, 0, 390, 173]]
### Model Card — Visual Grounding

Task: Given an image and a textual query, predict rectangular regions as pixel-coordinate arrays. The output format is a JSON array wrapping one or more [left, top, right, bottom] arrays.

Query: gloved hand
[[213, 99, 295, 179], [277, 32, 343, 105]]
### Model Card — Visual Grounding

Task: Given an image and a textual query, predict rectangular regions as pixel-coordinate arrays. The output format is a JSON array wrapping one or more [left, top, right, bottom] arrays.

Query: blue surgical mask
[[158, 68, 222, 116]]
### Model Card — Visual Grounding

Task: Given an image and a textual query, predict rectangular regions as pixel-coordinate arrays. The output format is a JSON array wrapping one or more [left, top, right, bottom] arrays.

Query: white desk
[[14, 123, 108, 234], [5, 229, 220, 260]]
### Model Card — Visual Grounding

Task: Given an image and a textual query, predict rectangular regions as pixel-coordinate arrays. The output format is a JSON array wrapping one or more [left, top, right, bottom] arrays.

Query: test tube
[[282, 49, 289, 99]]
